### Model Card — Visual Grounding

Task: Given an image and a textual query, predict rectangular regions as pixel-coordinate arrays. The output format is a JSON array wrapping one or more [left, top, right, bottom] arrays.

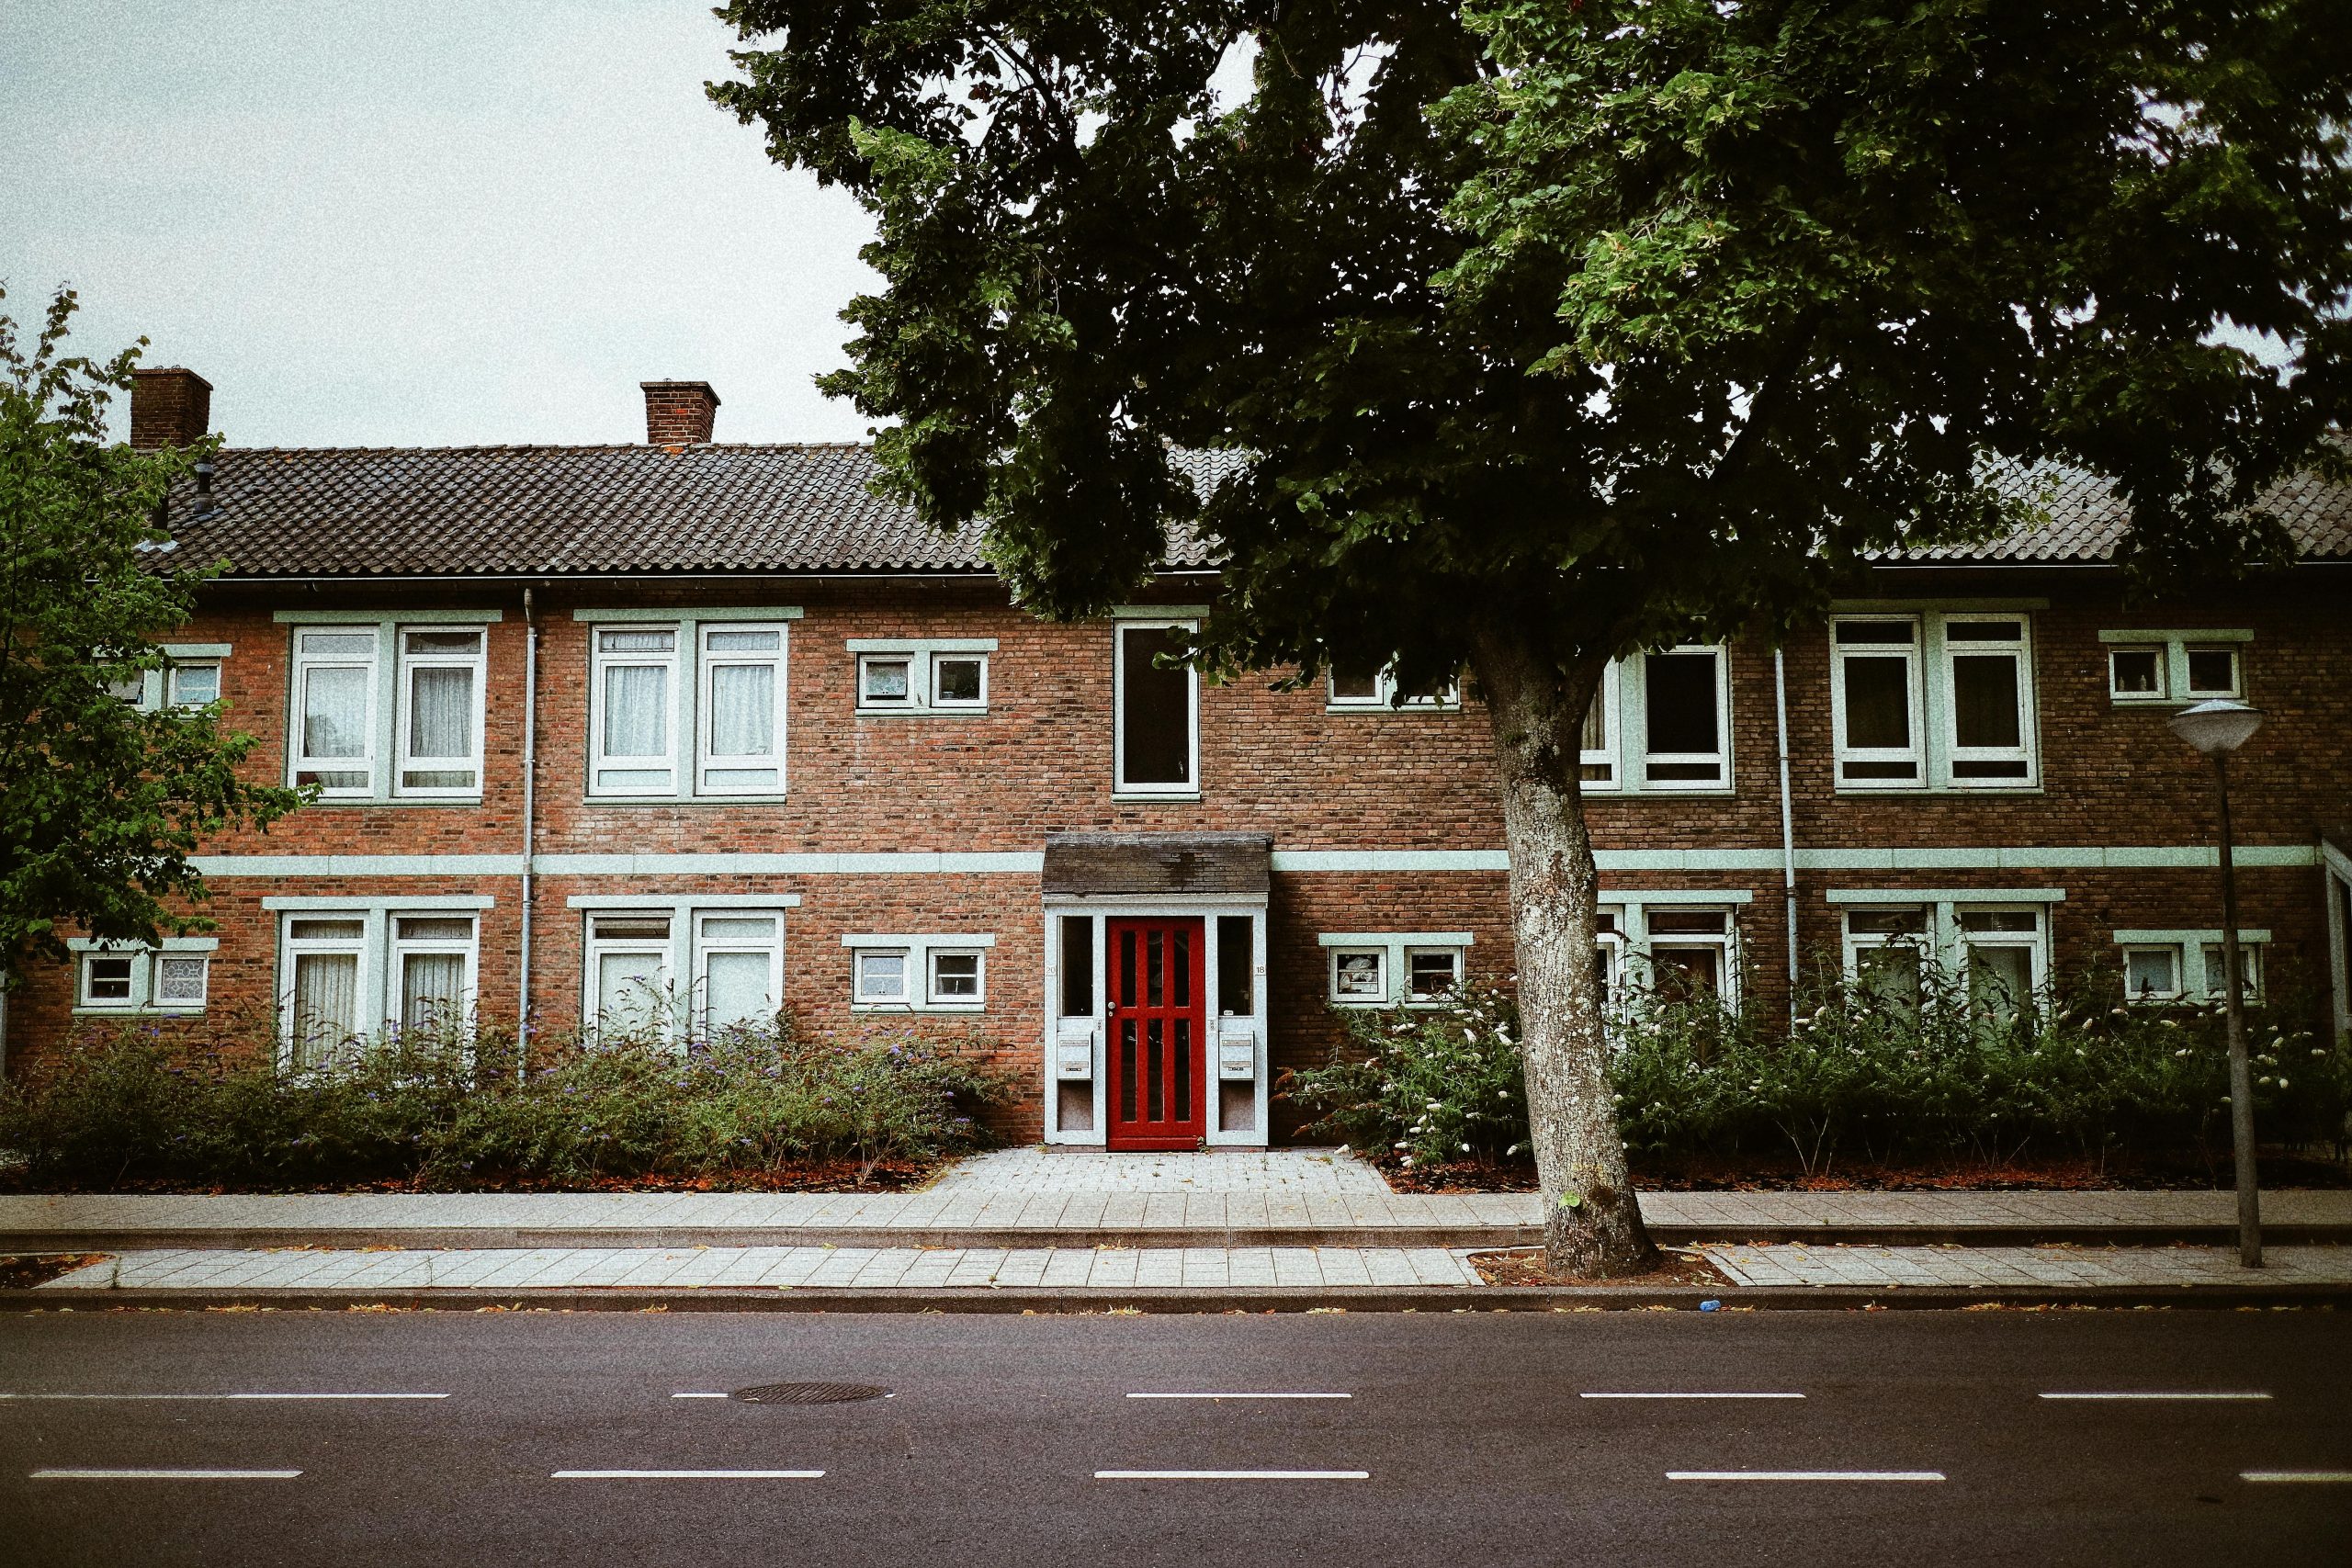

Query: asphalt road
[[1, 1309, 2346, 1567]]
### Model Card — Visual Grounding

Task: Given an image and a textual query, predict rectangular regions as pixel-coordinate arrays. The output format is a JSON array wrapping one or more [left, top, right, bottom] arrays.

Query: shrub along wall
[[1282, 964, 2352, 1177], [0, 1015, 1016, 1190]]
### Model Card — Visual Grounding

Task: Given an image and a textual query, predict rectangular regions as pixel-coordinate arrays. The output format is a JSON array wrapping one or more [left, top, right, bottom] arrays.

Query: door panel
[[1106, 917, 1206, 1150]]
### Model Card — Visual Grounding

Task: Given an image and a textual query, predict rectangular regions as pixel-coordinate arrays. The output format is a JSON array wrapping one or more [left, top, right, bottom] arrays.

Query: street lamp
[[2169, 698, 2265, 1268]]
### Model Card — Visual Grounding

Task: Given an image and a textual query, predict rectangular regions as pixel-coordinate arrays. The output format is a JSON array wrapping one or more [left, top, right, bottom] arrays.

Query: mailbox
[[1055, 1017, 1096, 1080], [1216, 1016, 1257, 1080]]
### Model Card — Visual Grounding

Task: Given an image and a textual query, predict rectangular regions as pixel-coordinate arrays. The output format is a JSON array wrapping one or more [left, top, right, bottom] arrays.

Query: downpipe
[[1773, 648, 1800, 1029], [518, 586, 538, 1081]]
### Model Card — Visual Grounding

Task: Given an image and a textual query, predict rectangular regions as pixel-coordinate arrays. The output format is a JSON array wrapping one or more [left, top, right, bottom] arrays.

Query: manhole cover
[[732, 1382, 892, 1404]]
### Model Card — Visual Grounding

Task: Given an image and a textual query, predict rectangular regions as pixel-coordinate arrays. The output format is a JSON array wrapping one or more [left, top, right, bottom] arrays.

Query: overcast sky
[[0, 1, 880, 446]]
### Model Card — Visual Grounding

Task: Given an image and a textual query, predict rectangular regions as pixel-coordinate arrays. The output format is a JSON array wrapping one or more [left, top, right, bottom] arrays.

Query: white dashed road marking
[[1096, 1470, 1368, 1481], [1, 1392, 447, 1402], [2040, 1392, 2271, 1402], [1126, 1393, 1351, 1401], [553, 1470, 824, 1480], [32, 1469, 302, 1481], [1668, 1471, 1944, 1483], [1582, 1393, 1804, 1400]]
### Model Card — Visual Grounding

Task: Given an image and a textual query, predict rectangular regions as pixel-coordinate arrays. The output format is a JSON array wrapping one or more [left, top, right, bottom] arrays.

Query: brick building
[[8, 371, 2350, 1147]]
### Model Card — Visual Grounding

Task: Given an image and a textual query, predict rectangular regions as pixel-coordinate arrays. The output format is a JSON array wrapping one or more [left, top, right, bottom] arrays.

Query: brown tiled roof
[[158, 442, 2346, 578], [1043, 833, 1273, 898], [164, 445, 1247, 578]]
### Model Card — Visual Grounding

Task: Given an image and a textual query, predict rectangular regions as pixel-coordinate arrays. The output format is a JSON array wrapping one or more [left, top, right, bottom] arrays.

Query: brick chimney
[[641, 380, 720, 446], [130, 367, 213, 449]]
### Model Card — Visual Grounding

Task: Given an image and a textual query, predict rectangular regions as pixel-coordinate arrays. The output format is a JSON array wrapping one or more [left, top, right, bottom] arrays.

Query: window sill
[[1831, 784, 2044, 797], [850, 1002, 987, 1015], [580, 795, 790, 807], [73, 1006, 206, 1018], [854, 706, 990, 719], [1112, 790, 1202, 803], [1323, 705, 1463, 716], [299, 797, 486, 808]]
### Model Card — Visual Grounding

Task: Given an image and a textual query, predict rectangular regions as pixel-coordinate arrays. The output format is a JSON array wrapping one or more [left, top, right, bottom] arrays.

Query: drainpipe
[[518, 586, 538, 1080], [1773, 647, 1800, 1030]]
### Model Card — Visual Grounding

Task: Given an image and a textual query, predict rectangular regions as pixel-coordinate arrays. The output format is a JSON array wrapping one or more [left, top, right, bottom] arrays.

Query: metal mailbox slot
[[1055, 1017, 1096, 1080], [1216, 1016, 1257, 1081]]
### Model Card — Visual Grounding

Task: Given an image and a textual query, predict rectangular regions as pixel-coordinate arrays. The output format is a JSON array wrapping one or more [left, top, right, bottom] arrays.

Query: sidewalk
[[6, 1184, 2351, 1252]]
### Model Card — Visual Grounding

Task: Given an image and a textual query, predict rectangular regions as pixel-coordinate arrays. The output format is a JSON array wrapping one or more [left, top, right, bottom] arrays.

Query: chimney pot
[[130, 367, 213, 449], [641, 380, 720, 446]]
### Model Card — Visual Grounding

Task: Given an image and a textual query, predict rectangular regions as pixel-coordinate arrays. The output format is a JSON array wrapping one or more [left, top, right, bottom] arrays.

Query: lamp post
[[2169, 698, 2265, 1268]]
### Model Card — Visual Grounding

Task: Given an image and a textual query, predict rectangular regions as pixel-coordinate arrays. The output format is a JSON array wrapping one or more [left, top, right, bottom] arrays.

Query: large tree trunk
[[1469, 623, 1659, 1279]]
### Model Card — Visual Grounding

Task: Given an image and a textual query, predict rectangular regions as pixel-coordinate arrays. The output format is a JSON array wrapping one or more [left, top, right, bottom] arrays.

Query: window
[[153, 954, 210, 1007], [1059, 916, 1095, 1018], [395, 629, 484, 795], [1959, 908, 2044, 1019], [2100, 631, 2252, 706], [1580, 664, 1621, 786], [2123, 944, 2184, 1002], [1832, 613, 2037, 789], [698, 625, 788, 794], [1646, 908, 1734, 1001], [591, 627, 680, 795], [167, 661, 221, 707], [284, 917, 368, 1068], [2200, 942, 2262, 1002], [2185, 647, 2242, 699], [851, 640, 993, 715], [1845, 908, 1929, 1011], [1943, 620, 2033, 782], [845, 932, 995, 1011], [390, 915, 476, 1032], [1329, 948, 1386, 1003], [928, 950, 985, 1006], [695, 912, 783, 1032], [1325, 665, 1459, 711], [854, 949, 910, 1005], [1640, 646, 1729, 787], [1216, 916, 1255, 1017], [2109, 647, 2166, 701], [290, 629, 379, 795], [1594, 915, 1626, 1003], [585, 912, 673, 1038], [1116, 622, 1197, 793], [78, 953, 136, 1008], [1406, 947, 1463, 999], [1831, 617, 1925, 785]]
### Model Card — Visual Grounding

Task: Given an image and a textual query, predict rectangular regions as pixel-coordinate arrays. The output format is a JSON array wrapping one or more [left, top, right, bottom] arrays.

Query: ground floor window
[[586, 912, 674, 1037], [71, 940, 216, 1016], [1319, 933, 1472, 1008], [1834, 896, 2054, 1021], [843, 932, 994, 1012], [695, 911, 784, 1032], [284, 917, 368, 1068]]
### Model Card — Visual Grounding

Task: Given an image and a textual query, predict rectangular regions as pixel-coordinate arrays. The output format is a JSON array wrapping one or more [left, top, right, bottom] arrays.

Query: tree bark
[[1469, 622, 1659, 1278]]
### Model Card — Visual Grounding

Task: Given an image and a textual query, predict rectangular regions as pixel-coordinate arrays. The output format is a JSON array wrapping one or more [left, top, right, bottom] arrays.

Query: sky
[[0, 1, 881, 446]]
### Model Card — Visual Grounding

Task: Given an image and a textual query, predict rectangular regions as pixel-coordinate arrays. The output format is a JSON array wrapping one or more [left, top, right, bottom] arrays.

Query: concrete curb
[[8, 1223, 2350, 1254], [4, 1281, 2346, 1314]]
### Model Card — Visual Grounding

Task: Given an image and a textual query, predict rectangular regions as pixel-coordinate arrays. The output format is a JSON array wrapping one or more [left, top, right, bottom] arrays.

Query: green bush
[[1281, 961, 2352, 1176], [0, 1015, 1017, 1190]]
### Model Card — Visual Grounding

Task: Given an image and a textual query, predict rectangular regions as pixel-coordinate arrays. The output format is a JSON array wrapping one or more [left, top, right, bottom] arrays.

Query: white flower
[[1459, 1143, 1471, 1153]]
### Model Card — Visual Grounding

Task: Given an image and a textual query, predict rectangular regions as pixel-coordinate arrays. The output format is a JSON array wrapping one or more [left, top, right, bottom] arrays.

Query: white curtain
[[408, 666, 473, 760], [707, 663, 775, 757], [303, 667, 368, 759], [603, 665, 667, 757], [291, 953, 358, 1066], [596, 951, 667, 1033], [401, 953, 467, 1031], [703, 951, 773, 1030]]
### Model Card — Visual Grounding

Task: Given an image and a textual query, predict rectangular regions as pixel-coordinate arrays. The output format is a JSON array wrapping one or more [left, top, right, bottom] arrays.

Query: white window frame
[[2114, 929, 2271, 1004], [1830, 615, 1927, 790], [843, 932, 995, 1012], [582, 910, 678, 1040], [388, 913, 480, 1032], [393, 627, 488, 798], [1403, 945, 1464, 1001], [692, 909, 786, 1034], [2098, 629, 2253, 707], [165, 660, 222, 708], [1580, 660, 1623, 789], [1840, 907, 1933, 1001], [1940, 616, 2037, 787], [1635, 643, 1732, 791], [2202, 942, 2264, 1003], [1319, 932, 1475, 1008], [695, 623, 790, 796], [927, 948, 988, 1007], [288, 626, 382, 797], [589, 624, 683, 797], [1114, 617, 1201, 796], [1642, 910, 1739, 1003], [279, 914, 372, 1066], [2120, 942, 2186, 1004], [1955, 904, 2049, 1014], [848, 637, 996, 716], [69, 937, 219, 1015], [1323, 665, 1461, 712]]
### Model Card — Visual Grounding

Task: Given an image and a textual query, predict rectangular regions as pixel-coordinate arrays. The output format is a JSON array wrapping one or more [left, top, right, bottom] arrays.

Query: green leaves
[[0, 287, 302, 985]]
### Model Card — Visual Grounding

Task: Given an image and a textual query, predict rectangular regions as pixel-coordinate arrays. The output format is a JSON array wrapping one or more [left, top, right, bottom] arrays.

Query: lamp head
[[2169, 699, 2263, 757]]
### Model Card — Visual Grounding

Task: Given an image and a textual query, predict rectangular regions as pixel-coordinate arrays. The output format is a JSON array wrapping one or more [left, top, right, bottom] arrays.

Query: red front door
[[1105, 917, 1207, 1150]]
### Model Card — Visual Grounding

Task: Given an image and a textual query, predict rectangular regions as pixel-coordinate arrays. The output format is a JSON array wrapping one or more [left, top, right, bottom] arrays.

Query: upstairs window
[[1640, 647, 1729, 788], [291, 629, 379, 795], [1115, 621, 1197, 794], [395, 630, 484, 795], [852, 640, 991, 715], [591, 627, 681, 795], [167, 661, 222, 707], [1579, 664, 1621, 787], [698, 625, 788, 794], [1832, 613, 2038, 790], [2185, 646, 2243, 699], [1326, 664, 1459, 711]]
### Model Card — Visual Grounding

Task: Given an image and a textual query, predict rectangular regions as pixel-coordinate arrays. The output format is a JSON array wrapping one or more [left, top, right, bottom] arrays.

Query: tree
[[0, 287, 302, 997], [713, 0, 2352, 1273]]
